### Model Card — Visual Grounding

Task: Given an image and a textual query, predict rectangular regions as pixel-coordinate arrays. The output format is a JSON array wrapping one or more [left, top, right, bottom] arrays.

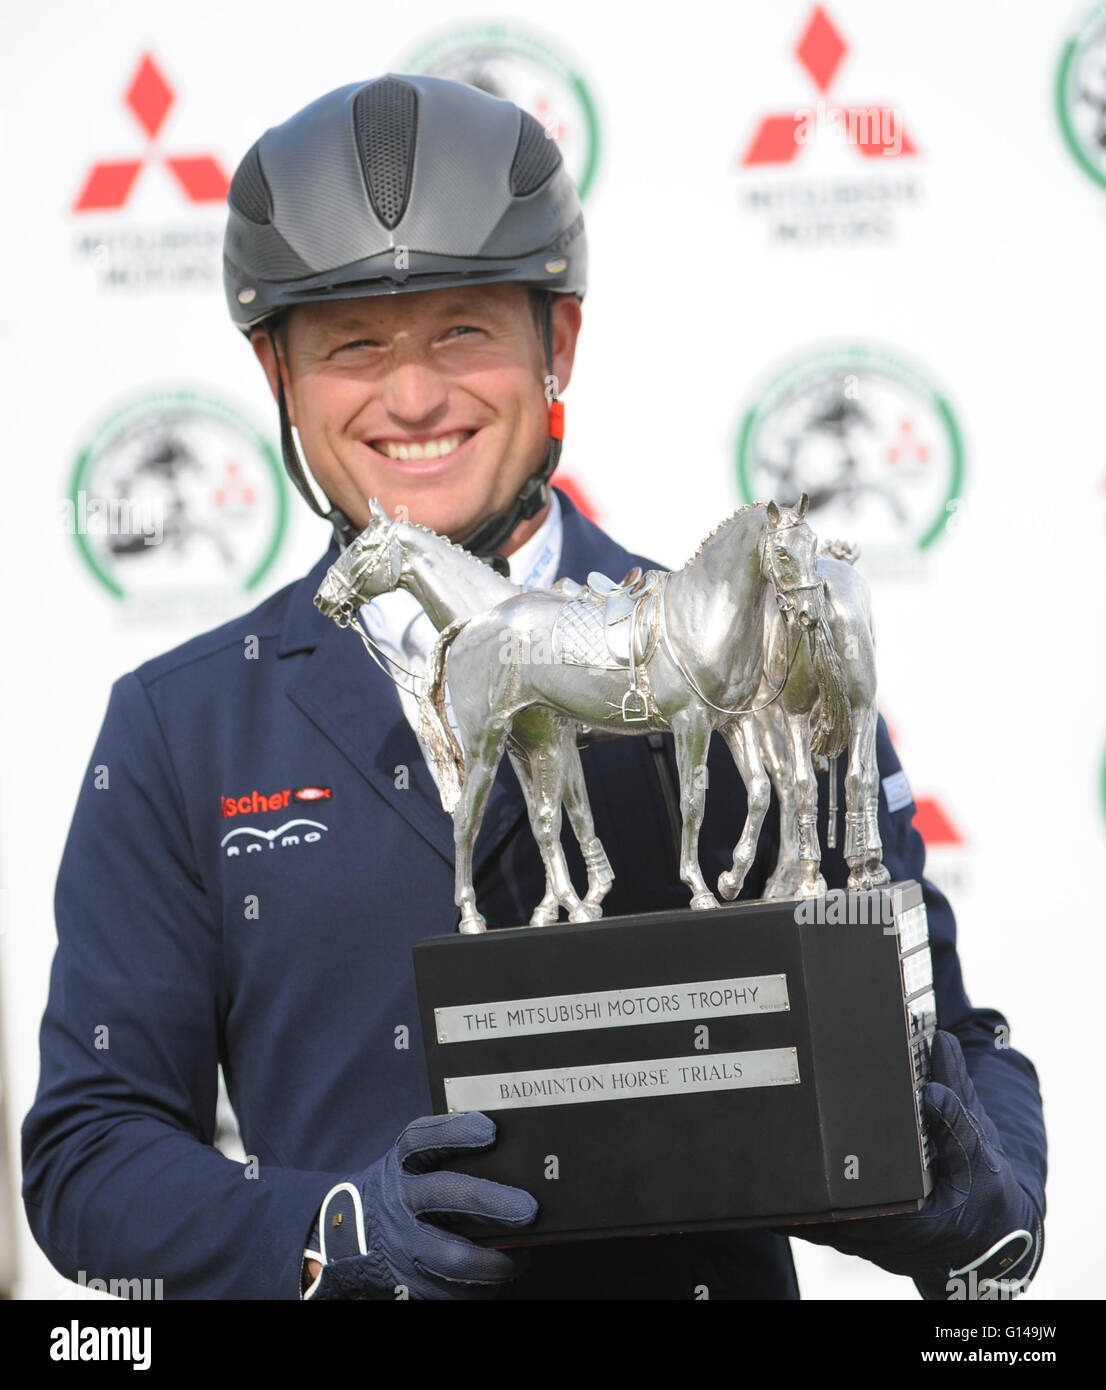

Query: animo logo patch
[[221, 820, 329, 857]]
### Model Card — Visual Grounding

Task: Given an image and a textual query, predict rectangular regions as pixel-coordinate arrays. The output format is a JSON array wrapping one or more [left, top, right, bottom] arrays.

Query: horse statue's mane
[[685, 501, 767, 568], [386, 501, 776, 580], [392, 516, 485, 563]]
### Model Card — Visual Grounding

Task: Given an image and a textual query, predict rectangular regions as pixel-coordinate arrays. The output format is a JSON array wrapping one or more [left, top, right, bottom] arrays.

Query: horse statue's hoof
[[583, 872, 614, 908], [528, 893, 560, 926], [569, 901, 603, 923], [585, 874, 614, 903], [717, 870, 742, 901], [763, 868, 800, 899], [458, 914, 488, 934], [691, 891, 720, 910]]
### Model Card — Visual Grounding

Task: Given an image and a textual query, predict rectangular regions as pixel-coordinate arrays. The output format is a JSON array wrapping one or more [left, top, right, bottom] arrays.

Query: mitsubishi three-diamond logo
[[74, 53, 229, 211], [741, 5, 917, 165], [736, 5, 922, 245]]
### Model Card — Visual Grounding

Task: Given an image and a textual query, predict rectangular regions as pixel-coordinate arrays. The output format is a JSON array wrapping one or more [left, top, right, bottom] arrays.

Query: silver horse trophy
[[315, 496, 886, 933], [755, 536, 890, 899], [315, 499, 614, 927]]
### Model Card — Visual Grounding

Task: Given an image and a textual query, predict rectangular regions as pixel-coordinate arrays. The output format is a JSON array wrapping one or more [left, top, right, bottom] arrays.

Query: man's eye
[[338, 339, 378, 351], [445, 325, 481, 338]]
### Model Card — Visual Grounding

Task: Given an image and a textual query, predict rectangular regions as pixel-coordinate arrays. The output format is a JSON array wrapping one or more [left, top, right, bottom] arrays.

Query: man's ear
[[249, 326, 295, 426], [550, 294, 583, 397]]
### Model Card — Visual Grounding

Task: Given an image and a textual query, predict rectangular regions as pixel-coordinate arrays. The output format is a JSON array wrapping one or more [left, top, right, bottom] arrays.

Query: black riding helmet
[[222, 73, 587, 564]]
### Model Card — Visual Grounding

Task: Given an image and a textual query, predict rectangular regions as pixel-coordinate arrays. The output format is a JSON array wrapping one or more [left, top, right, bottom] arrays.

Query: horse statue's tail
[[819, 537, 861, 565], [811, 535, 861, 764], [418, 618, 468, 814], [809, 612, 851, 760]]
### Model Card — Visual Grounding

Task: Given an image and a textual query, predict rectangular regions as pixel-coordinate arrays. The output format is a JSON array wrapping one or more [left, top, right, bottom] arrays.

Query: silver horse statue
[[314, 500, 615, 926], [414, 499, 850, 932], [756, 535, 889, 898]]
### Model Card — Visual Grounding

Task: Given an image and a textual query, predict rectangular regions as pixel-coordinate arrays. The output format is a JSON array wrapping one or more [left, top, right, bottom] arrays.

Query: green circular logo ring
[[735, 345, 964, 553], [403, 23, 601, 201], [1056, 5, 1106, 191], [68, 388, 287, 600], [1100, 740, 1106, 829]]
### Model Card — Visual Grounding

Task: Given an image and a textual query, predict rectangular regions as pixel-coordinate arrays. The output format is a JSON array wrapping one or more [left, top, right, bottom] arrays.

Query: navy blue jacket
[[22, 489, 1046, 1299]]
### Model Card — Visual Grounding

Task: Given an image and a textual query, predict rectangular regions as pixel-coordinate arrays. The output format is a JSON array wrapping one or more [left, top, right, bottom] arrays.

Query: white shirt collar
[[503, 487, 563, 590], [360, 489, 564, 657]]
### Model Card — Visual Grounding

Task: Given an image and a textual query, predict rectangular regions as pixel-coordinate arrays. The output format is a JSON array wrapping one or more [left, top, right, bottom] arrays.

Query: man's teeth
[[377, 432, 469, 462]]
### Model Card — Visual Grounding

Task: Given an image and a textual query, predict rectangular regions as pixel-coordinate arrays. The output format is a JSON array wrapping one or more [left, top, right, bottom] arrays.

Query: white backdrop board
[[2, 0, 1103, 1300]]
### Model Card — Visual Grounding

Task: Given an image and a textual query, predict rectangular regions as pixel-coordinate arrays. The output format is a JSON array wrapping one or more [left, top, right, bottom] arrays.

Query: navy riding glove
[[302, 1112, 538, 1300], [781, 1030, 1043, 1299]]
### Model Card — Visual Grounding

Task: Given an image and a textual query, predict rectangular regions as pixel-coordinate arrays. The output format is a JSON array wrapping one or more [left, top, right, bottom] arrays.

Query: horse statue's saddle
[[551, 566, 662, 670]]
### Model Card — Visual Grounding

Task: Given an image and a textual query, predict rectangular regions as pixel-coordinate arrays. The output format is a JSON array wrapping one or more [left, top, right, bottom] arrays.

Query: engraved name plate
[[434, 973, 790, 1044], [444, 1046, 801, 1113]]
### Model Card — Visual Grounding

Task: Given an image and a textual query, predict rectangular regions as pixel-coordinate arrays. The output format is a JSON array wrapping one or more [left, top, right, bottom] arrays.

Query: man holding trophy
[[22, 75, 1046, 1301]]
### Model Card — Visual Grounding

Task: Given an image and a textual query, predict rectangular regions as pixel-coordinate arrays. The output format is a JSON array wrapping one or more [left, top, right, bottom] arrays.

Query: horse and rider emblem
[[315, 495, 888, 934]]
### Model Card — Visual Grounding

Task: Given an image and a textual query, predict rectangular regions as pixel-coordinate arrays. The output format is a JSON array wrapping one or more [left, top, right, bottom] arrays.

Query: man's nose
[[381, 359, 450, 424]]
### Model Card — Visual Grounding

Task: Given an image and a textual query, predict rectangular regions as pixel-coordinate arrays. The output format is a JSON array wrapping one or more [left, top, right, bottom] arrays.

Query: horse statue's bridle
[[761, 517, 825, 627], [314, 521, 425, 694], [655, 506, 825, 721], [323, 523, 400, 628]]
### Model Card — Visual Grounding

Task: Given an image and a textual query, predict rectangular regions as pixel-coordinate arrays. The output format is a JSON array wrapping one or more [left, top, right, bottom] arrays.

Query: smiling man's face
[[251, 283, 582, 550]]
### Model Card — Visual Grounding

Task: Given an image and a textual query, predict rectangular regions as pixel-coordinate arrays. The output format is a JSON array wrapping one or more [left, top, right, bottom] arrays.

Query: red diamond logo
[[166, 156, 229, 202], [73, 159, 144, 212], [740, 5, 917, 167], [855, 118, 917, 157], [74, 53, 228, 212], [126, 54, 174, 141], [913, 798, 963, 847], [742, 114, 805, 167], [795, 6, 847, 94]]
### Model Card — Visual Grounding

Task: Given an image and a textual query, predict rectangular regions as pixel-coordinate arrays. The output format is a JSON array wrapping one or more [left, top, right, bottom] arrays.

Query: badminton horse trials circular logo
[[735, 346, 964, 566], [68, 389, 286, 601], [1057, 4, 1106, 190], [402, 24, 601, 200]]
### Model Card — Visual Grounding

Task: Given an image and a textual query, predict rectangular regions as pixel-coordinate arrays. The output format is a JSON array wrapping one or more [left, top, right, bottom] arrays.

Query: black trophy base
[[413, 882, 935, 1246]]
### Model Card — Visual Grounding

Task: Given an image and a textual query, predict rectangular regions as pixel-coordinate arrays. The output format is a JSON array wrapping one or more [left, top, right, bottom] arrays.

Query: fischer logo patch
[[293, 786, 332, 804], [221, 786, 333, 818]]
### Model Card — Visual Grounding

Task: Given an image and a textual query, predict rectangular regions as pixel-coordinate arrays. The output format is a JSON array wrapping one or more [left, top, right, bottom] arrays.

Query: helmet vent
[[509, 111, 563, 196], [229, 141, 273, 225], [353, 78, 418, 230]]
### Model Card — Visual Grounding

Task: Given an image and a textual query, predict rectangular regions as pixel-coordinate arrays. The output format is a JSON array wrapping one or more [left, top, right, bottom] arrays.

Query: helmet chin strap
[[454, 434, 561, 577], [269, 325, 358, 551], [270, 293, 563, 565], [455, 291, 562, 576]]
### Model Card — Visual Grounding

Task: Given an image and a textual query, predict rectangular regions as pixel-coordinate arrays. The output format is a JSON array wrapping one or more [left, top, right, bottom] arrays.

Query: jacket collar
[[277, 539, 343, 658], [279, 488, 644, 881]]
